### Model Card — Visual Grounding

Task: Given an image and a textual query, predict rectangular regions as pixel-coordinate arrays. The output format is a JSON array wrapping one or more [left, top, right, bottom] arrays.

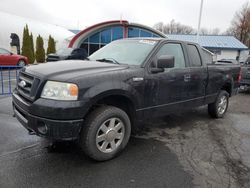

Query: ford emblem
[[20, 80, 27, 87]]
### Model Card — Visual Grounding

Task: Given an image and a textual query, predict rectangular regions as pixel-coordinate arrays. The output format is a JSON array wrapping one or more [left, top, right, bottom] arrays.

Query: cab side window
[[155, 43, 186, 69], [187, 44, 202, 67]]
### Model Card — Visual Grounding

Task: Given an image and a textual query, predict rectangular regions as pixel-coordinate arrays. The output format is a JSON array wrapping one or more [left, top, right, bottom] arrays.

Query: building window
[[100, 29, 111, 44], [112, 26, 123, 40], [153, 34, 160, 38], [80, 26, 162, 55], [128, 27, 160, 38], [89, 32, 100, 43], [140, 30, 153, 37], [128, 27, 140, 38]]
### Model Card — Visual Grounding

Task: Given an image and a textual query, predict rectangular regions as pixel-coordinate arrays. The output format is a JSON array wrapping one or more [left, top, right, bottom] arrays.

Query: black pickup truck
[[12, 38, 241, 161]]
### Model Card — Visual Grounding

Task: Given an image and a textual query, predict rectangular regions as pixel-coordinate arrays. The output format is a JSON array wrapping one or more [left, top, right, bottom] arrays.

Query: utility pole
[[77, 20, 79, 30], [197, 0, 204, 43]]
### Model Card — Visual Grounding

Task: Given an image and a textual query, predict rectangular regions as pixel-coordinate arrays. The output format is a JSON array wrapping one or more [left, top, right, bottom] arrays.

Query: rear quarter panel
[[206, 64, 240, 102]]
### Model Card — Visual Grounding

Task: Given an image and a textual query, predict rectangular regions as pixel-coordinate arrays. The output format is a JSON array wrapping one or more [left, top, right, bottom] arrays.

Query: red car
[[0, 48, 28, 66]]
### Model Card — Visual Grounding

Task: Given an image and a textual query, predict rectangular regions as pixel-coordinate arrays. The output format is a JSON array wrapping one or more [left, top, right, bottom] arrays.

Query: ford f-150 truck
[[12, 38, 241, 161]]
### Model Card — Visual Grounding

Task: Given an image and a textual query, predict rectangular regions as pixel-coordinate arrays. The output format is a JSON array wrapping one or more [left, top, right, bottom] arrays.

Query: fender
[[81, 80, 143, 112]]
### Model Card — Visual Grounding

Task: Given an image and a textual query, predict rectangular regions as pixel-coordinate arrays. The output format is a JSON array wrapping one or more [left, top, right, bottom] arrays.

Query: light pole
[[197, 0, 204, 43]]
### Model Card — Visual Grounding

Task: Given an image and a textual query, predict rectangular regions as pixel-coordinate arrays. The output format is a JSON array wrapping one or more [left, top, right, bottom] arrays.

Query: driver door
[[143, 42, 190, 117]]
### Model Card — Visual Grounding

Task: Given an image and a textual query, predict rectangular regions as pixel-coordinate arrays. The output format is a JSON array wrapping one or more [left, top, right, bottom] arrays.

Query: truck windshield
[[88, 39, 158, 65]]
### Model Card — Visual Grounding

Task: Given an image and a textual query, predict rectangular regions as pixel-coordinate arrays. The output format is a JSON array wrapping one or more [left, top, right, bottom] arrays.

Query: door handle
[[184, 74, 191, 82]]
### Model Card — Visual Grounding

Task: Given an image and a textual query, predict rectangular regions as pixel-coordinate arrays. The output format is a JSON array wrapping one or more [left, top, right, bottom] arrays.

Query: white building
[[0, 11, 74, 53], [167, 34, 249, 61]]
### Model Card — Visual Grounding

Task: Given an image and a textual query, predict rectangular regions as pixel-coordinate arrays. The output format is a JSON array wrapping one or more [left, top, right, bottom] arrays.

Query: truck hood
[[25, 60, 128, 81]]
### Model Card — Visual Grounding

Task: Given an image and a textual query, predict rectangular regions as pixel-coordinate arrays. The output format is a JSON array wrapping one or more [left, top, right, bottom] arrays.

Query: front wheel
[[208, 90, 229, 118], [79, 106, 131, 161]]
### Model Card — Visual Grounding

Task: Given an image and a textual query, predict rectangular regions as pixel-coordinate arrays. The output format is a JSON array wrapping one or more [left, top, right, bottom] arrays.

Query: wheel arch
[[83, 91, 138, 133], [221, 79, 233, 97]]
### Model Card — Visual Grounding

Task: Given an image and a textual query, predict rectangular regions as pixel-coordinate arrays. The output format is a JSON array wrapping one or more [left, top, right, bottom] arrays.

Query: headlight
[[41, 81, 78, 101]]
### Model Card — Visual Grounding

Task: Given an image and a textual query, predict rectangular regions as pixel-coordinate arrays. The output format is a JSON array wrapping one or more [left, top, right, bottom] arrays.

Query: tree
[[227, 3, 250, 48], [47, 35, 56, 55], [29, 33, 35, 64], [35, 35, 45, 63], [21, 25, 33, 64], [154, 20, 221, 35], [200, 28, 220, 35], [153, 20, 195, 34]]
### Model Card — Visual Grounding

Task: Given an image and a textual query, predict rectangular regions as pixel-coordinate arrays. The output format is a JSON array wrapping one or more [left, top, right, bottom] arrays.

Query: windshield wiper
[[96, 58, 120, 64]]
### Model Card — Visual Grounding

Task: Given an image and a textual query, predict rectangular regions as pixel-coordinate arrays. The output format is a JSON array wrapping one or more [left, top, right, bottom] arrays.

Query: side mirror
[[157, 55, 175, 69]]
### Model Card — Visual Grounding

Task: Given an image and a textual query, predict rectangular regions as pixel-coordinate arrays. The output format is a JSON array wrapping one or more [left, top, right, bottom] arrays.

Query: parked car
[[216, 59, 239, 65], [240, 56, 250, 91], [46, 48, 88, 62], [0, 48, 28, 66], [12, 38, 241, 161]]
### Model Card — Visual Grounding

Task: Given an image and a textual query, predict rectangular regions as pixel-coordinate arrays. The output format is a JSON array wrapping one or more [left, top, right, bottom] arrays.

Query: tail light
[[237, 67, 242, 83]]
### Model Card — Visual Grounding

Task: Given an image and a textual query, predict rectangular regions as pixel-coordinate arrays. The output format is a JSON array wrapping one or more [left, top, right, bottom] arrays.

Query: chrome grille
[[17, 72, 40, 102]]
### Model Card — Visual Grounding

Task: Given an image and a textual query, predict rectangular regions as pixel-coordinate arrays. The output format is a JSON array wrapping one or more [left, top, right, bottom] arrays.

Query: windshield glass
[[56, 48, 73, 56], [88, 39, 158, 65]]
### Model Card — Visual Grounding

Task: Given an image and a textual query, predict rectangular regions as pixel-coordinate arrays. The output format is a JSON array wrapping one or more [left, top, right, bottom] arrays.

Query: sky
[[0, 0, 249, 32]]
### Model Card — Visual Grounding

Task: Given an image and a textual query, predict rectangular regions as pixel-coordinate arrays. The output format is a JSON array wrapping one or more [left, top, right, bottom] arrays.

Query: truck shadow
[[139, 105, 211, 134]]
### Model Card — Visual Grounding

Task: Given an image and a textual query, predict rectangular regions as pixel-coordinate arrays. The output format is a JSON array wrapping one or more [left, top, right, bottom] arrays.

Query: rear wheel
[[79, 106, 131, 161], [208, 90, 229, 118], [17, 60, 26, 67]]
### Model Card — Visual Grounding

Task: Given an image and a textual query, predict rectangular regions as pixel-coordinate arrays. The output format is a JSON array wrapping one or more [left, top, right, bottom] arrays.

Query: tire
[[208, 90, 229, 118], [17, 60, 26, 67], [79, 106, 131, 161]]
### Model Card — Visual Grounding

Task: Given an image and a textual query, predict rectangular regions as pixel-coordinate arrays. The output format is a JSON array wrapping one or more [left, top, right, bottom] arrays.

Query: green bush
[[47, 35, 56, 55], [29, 33, 35, 64], [21, 25, 33, 64], [35, 35, 45, 63]]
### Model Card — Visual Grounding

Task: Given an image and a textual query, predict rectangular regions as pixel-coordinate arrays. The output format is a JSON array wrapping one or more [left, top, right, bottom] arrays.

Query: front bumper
[[12, 92, 83, 141]]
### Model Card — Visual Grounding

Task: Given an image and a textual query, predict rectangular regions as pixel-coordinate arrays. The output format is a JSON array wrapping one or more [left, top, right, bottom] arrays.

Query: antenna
[[197, 0, 204, 43], [120, 13, 123, 24]]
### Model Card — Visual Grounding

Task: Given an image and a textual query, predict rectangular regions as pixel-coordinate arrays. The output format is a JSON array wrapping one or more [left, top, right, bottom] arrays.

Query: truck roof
[[119, 37, 199, 46]]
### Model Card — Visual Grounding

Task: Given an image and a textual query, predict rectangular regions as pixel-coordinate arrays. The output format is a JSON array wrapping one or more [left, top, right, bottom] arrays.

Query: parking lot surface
[[0, 93, 250, 188]]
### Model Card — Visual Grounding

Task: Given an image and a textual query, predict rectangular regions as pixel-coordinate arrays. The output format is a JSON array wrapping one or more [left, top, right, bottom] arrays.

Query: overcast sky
[[0, 0, 249, 32]]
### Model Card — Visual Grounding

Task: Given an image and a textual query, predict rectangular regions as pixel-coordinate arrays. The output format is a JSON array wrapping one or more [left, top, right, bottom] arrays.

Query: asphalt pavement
[[0, 93, 250, 188]]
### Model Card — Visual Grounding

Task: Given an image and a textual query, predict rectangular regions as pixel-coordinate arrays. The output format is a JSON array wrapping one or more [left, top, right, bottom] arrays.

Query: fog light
[[37, 121, 48, 134]]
